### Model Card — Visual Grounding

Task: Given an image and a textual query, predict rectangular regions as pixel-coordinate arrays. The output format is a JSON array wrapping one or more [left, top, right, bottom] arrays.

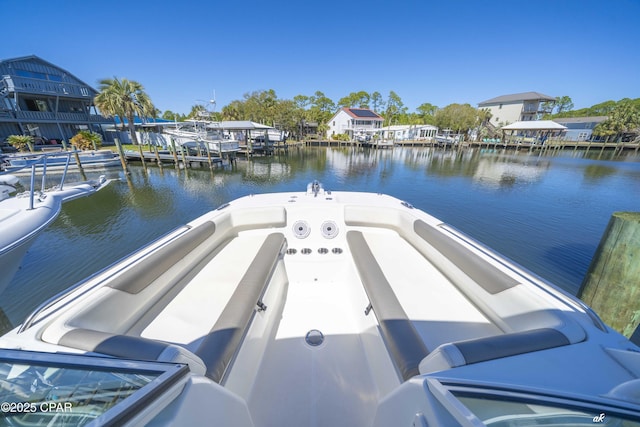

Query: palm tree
[[94, 77, 156, 145]]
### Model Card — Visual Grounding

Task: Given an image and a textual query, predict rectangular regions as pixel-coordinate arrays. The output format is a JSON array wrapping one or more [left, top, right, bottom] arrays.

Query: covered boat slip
[[28, 190, 589, 426]]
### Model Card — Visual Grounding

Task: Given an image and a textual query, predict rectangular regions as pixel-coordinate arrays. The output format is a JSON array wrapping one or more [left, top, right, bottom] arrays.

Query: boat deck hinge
[[364, 303, 373, 316], [256, 301, 267, 312]]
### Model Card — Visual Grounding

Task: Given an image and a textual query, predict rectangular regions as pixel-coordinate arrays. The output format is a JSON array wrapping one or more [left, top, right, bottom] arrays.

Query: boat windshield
[[454, 393, 640, 426], [428, 379, 640, 427], [0, 349, 187, 427]]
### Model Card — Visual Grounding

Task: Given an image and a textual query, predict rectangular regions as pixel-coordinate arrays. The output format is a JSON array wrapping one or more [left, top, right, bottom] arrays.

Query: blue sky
[[4, 0, 639, 115]]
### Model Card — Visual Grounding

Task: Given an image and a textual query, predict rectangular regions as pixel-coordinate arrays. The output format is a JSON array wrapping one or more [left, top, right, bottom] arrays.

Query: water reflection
[[473, 155, 550, 189]]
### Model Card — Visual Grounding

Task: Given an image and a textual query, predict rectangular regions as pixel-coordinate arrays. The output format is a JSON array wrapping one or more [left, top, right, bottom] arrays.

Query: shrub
[[70, 131, 102, 150], [331, 133, 350, 141], [6, 135, 34, 152]]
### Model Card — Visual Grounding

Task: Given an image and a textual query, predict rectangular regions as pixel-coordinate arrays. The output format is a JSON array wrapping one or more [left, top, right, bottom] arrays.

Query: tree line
[[160, 89, 491, 139], [545, 97, 640, 140], [94, 77, 639, 142]]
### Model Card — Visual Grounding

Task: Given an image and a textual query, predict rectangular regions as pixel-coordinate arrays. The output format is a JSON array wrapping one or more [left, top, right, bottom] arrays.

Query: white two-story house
[[478, 92, 555, 126], [326, 107, 384, 140]]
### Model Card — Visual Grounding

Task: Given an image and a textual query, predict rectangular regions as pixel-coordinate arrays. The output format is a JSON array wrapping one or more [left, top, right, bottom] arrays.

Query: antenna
[[195, 90, 217, 118]]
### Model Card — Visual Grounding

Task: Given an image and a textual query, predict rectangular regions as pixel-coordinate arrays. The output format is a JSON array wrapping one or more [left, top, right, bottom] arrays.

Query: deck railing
[[1, 151, 76, 209], [5, 110, 109, 123]]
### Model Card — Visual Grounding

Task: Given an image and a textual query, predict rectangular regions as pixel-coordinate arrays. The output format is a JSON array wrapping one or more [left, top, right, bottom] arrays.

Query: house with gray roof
[[478, 92, 556, 126], [0, 55, 111, 143], [552, 116, 608, 141]]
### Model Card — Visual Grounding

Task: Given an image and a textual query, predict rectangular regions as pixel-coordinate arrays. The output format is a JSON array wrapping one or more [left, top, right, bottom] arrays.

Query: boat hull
[[1, 184, 639, 426]]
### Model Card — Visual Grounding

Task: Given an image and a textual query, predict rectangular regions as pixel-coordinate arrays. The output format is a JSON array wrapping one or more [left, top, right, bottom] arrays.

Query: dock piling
[[137, 144, 147, 171], [114, 138, 130, 174], [578, 212, 640, 339]]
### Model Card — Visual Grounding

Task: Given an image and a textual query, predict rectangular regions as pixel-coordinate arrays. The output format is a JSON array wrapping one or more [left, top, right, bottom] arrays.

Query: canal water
[[2, 146, 640, 333]]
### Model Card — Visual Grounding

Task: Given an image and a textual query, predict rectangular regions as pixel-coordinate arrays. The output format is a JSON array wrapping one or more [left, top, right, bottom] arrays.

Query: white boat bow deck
[[1, 182, 640, 426]]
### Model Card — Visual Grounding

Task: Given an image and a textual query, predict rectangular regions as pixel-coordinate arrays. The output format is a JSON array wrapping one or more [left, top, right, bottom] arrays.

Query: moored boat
[[164, 121, 240, 155], [2, 149, 121, 172], [1, 181, 639, 426], [0, 152, 113, 295]]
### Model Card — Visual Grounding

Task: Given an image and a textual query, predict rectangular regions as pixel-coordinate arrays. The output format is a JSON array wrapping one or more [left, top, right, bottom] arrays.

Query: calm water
[[2, 146, 640, 332]]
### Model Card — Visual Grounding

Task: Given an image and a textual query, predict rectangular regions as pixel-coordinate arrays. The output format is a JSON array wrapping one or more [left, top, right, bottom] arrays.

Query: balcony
[[2, 76, 94, 99], [0, 110, 110, 123]]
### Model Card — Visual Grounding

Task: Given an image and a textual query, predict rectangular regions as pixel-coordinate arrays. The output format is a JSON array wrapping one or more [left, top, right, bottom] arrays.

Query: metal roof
[[552, 116, 608, 124], [501, 120, 567, 131], [217, 121, 272, 130], [479, 92, 556, 106]]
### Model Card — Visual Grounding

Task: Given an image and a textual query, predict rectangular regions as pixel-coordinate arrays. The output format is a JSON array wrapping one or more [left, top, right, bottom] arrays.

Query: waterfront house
[[0, 55, 111, 144], [379, 124, 437, 141], [552, 116, 608, 141], [478, 92, 556, 126], [326, 107, 384, 140]]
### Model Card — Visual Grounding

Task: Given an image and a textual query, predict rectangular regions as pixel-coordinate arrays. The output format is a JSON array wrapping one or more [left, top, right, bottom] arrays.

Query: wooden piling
[[72, 147, 86, 180], [170, 138, 179, 167], [204, 142, 213, 169], [137, 144, 147, 171], [578, 212, 640, 338], [153, 144, 162, 166], [114, 138, 130, 174], [180, 144, 188, 167]]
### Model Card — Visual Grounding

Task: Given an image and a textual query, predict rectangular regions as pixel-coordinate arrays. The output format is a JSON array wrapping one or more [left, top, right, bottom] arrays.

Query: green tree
[[309, 91, 336, 115], [338, 91, 370, 109], [416, 103, 438, 124], [384, 91, 407, 125], [554, 96, 574, 114], [370, 92, 385, 114], [434, 103, 483, 139], [293, 95, 311, 111], [593, 100, 640, 141], [161, 110, 186, 122], [94, 77, 156, 145], [590, 100, 617, 116], [221, 101, 244, 120]]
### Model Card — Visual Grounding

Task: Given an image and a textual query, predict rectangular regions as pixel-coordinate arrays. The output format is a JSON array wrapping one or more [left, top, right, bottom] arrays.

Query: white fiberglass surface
[[245, 255, 383, 427], [361, 231, 502, 348], [141, 234, 268, 347]]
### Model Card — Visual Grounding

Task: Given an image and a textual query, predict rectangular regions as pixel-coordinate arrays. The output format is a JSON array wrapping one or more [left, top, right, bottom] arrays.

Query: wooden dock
[[302, 138, 639, 153], [124, 150, 224, 167]]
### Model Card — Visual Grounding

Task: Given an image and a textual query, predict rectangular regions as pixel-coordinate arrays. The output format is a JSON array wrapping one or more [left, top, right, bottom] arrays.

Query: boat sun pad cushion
[[195, 232, 287, 383], [108, 221, 217, 294], [413, 220, 519, 295], [59, 328, 206, 375], [418, 327, 570, 374], [347, 230, 429, 381]]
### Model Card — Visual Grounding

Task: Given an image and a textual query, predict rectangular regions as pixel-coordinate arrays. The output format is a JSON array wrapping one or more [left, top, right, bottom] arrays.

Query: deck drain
[[305, 329, 324, 346], [286, 248, 297, 255], [318, 247, 328, 254]]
